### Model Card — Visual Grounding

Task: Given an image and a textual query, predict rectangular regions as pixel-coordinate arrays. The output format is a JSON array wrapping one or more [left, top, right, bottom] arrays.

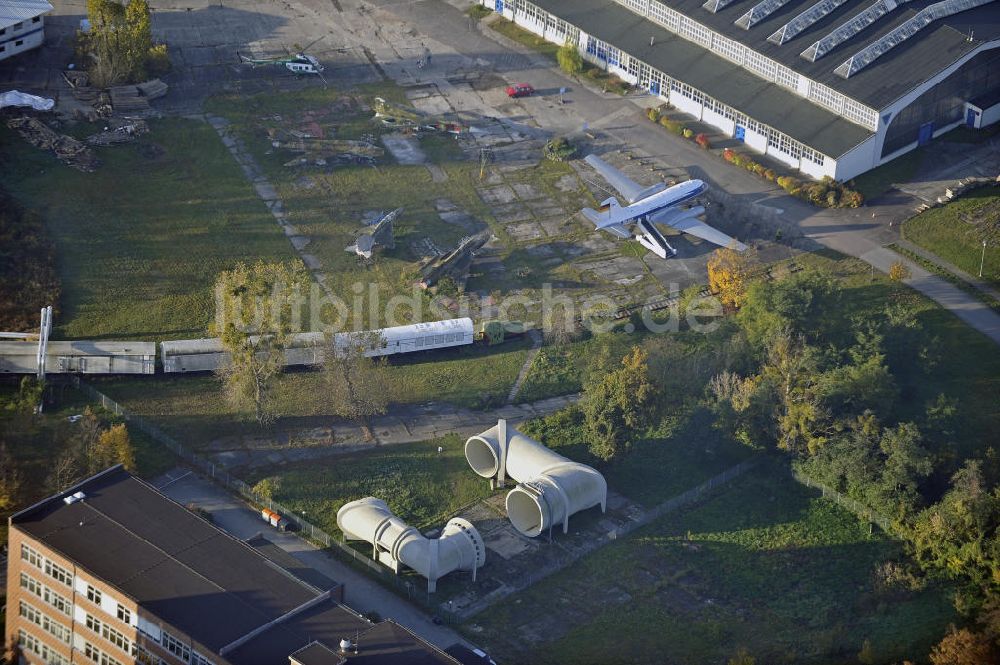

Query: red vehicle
[[505, 83, 535, 98]]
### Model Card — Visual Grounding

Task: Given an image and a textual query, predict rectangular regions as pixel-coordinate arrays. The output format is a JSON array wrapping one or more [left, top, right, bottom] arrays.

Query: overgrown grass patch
[[902, 186, 1000, 288], [246, 433, 488, 533], [850, 148, 925, 201], [0, 118, 293, 340], [487, 17, 561, 59], [469, 459, 956, 665], [95, 338, 531, 446]]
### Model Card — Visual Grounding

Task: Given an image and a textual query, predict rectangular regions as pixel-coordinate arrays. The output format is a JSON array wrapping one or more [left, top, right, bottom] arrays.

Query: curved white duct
[[336, 497, 485, 592], [465, 420, 607, 538]]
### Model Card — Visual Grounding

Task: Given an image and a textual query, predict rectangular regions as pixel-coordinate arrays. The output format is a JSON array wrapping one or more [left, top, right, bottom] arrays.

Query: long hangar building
[[481, 0, 1000, 180]]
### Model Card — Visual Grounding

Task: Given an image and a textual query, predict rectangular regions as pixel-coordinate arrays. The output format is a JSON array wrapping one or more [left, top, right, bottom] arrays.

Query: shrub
[[557, 42, 583, 75], [732, 153, 746, 168], [841, 189, 864, 208], [806, 182, 829, 205], [777, 176, 802, 193], [146, 44, 171, 77], [723, 148, 736, 162], [825, 189, 840, 207], [660, 118, 684, 135], [682, 128, 694, 139], [646, 107, 661, 123], [695, 133, 710, 149], [763, 168, 776, 181]]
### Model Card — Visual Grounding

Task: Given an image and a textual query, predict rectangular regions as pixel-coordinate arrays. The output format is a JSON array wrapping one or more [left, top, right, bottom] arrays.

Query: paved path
[[506, 328, 543, 404], [154, 469, 473, 651], [891, 237, 1000, 304]]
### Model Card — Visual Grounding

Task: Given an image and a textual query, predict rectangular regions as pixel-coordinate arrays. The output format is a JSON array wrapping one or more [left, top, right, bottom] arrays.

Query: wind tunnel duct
[[465, 419, 607, 538], [336, 498, 485, 592]]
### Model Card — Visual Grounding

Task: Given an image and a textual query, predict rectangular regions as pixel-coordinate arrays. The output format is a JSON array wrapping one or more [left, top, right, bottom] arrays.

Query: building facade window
[[19, 629, 68, 665], [161, 631, 190, 662], [87, 585, 102, 604], [84, 642, 123, 665], [44, 559, 73, 586], [20, 572, 71, 615], [190, 652, 214, 665], [21, 543, 43, 568], [116, 604, 132, 624], [20, 601, 71, 644]]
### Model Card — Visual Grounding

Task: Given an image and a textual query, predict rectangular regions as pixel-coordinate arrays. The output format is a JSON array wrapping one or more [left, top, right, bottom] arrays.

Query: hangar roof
[[534, 0, 874, 156], [0, 0, 52, 30], [656, 0, 1000, 108]]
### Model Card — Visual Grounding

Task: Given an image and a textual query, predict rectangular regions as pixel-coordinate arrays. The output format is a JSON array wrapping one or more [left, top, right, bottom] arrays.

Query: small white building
[[0, 0, 53, 62]]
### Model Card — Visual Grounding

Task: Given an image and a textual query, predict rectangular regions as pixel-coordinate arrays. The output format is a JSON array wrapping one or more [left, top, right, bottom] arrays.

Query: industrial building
[[7, 466, 461, 665], [0, 0, 53, 62], [481, 0, 1000, 180]]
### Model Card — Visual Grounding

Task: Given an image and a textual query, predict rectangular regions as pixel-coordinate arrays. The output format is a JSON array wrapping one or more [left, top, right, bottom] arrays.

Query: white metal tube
[[466, 420, 607, 538], [336, 497, 485, 592]]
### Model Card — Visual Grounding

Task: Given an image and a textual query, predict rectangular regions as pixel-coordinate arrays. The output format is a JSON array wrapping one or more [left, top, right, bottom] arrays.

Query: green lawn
[[469, 459, 956, 665], [94, 338, 531, 446], [902, 186, 1000, 288], [245, 433, 489, 534], [0, 118, 294, 340]]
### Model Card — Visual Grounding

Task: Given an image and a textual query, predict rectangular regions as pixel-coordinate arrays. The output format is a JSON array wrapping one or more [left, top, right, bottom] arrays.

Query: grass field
[[244, 433, 489, 534], [902, 186, 1000, 288], [0, 118, 294, 340], [468, 459, 956, 665], [95, 338, 531, 446], [849, 148, 925, 201]]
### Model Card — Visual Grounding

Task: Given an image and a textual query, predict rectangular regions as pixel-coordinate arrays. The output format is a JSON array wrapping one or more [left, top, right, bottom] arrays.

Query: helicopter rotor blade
[[300, 35, 326, 54]]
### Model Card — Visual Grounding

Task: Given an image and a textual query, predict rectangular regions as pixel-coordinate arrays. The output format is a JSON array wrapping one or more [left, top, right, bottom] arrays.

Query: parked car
[[505, 83, 535, 98]]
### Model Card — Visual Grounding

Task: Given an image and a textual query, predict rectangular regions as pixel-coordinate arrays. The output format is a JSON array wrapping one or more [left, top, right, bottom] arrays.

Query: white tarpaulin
[[0, 91, 55, 111]]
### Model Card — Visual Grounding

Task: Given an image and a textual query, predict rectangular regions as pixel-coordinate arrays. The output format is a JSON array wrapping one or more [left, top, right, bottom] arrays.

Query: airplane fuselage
[[614, 179, 705, 226]]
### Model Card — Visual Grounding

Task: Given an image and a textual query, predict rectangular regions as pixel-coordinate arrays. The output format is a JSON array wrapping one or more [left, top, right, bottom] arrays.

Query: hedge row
[[644, 106, 864, 208]]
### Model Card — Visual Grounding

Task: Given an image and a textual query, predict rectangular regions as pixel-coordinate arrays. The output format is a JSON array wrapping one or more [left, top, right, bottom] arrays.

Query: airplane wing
[[664, 214, 748, 251], [584, 155, 646, 204]]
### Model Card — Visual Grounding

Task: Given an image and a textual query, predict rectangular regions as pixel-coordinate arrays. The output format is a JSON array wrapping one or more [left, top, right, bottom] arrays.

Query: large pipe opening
[[506, 488, 544, 537], [464, 436, 499, 478]]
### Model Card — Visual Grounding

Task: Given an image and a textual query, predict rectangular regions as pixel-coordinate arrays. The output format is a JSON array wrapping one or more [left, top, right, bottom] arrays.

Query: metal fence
[[73, 378, 460, 620], [457, 456, 761, 620], [791, 467, 896, 536]]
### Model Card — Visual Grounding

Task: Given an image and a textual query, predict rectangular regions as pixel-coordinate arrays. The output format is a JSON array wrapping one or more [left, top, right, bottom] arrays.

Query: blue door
[[918, 122, 933, 146], [650, 80, 660, 96], [495, 0, 503, 13], [967, 108, 979, 128], [734, 125, 745, 141]]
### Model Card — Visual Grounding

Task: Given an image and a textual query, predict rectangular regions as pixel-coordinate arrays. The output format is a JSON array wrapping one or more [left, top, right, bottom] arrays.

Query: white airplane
[[582, 154, 747, 259]]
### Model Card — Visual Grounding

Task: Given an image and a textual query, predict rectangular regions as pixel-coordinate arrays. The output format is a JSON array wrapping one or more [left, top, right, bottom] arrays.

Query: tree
[[556, 41, 583, 75], [707, 246, 751, 310], [324, 331, 391, 437], [0, 442, 22, 511], [215, 261, 308, 428], [929, 626, 998, 665], [728, 648, 756, 665], [761, 330, 826, 454], [888, 260, 911, 282], [252, 476, 281, 501], [582, 346, 656, 461], [92, 423, 136, 473]]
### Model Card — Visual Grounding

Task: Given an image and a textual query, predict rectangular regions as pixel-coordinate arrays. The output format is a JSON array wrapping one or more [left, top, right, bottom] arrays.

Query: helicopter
[[237, 37, 331, 82]]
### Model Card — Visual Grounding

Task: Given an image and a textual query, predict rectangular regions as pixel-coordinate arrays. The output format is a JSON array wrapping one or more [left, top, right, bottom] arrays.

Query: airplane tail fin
[[583, 197, 626, 228]]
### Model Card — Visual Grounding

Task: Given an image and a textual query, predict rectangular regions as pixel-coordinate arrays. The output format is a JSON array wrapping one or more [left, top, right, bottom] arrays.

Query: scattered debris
[[345, 208, 401, 259], [109, 79, 168, 113], [7, 116, 99, 172], [85, 118, 149, 146]]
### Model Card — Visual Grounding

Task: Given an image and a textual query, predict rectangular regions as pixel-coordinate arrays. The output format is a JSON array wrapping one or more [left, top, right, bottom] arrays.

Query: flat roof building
[[479, 0, 1000, 180], [7, 466, 460, 665], [0, 0, 53, 62]]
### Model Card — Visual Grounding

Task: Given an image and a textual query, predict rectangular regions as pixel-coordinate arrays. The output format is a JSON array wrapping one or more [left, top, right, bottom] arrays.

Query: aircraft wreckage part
[[466, 420, 607, 538], [337, 497, 485, 592]]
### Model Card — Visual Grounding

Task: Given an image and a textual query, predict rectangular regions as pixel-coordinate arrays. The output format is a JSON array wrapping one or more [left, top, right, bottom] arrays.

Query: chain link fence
[[791, 467, 896, 536], [73, 378, 461, 621]]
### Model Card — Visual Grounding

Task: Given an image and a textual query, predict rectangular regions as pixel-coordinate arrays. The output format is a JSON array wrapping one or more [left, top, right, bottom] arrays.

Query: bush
[[695, 133, 710, 149], [723, 148, 736, 162], [557, 42, 583, 75], [826, 189, 840, 207], [841, 189, 864, 208], [660, 117, 684, 135], [145, 44, 171, 77], [646, 107, 661, 123], [763, 168, 776, 181], [752, 163, 766, 177], [777, 176, 802, 194], [732, 153, 746, 168], [682, 128, 694, 139]]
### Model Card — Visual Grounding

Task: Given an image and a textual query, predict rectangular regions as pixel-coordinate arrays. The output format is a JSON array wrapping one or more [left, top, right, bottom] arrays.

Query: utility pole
[[980, 240, 987, 278]]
